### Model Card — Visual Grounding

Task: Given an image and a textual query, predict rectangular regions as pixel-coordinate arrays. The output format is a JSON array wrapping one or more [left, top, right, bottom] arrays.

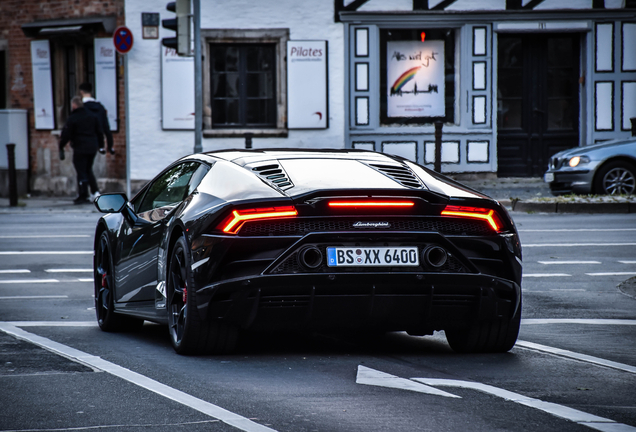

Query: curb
[[510, 201, 633, 214]]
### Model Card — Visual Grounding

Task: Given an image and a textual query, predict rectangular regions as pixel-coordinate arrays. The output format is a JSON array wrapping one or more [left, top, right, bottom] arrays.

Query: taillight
[[328, 200, 415, 208], [219, 206, 298, 234], [441, 205, 505, 232]]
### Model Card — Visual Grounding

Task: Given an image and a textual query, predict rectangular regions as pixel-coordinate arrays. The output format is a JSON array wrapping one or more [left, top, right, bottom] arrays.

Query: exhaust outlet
[[422, 245, 448, 269], [298, 246, 323, 269]]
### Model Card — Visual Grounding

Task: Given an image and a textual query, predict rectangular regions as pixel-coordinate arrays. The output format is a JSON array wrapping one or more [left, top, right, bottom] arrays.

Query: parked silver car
[[544, 137, 636, 195]]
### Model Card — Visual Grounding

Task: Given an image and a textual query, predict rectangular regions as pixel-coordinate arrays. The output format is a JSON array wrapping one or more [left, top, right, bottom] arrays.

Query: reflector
[[220, 206, 298, 234], [441, 205, 504, 232]]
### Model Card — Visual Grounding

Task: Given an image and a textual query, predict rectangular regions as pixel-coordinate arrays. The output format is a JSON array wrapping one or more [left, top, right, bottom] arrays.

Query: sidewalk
[[1, 177, 634, 213]]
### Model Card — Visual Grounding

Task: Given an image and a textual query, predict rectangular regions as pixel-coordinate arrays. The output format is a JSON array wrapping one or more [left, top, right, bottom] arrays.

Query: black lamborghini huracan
[[93, 149, 522, 355]]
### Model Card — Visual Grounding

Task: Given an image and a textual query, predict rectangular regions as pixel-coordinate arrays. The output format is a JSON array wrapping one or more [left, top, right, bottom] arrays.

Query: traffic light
[[161, 0, 192, 56]]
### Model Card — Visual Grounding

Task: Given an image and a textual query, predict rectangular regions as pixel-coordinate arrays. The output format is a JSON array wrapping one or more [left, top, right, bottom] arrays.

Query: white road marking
[[0, 269, 31, 274], [0, 279, 59, 284], [516, 340, 636, 375], [0, 251, 93, 255], [619, 261, 636, 264], [78, 278, 93, 282], [522, 319, 636, 325], [0, 295, 68, 300], [0, 322, 277, 432], [523, 273, 571, 277], [356, 365, 460, 398], [586, 272, 636, 276], [538, 261, 601, 265], [412, 378, 635, 431], [6, 321, 97, 327], [45, 269, 93, 273], [0, 234, 91, 238], [524, 243, 636, 248], [550, 289, 586, 291]]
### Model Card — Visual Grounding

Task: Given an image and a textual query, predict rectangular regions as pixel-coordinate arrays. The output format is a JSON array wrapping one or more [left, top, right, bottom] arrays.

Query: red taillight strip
[[328, 201, 415, 208], [221, 206, 298, 234], [441, 205, 504, 232]]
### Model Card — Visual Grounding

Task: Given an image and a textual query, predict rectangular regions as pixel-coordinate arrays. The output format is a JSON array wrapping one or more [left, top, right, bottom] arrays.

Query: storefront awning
[[21, 16, 116, 38]]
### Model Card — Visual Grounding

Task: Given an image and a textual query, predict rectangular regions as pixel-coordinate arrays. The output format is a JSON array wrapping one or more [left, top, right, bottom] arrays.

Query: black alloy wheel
[[94, 231, 143, 331], [445, 298, 522, 353], [167, 236, 237, 355], [595, 161, 636, 195]]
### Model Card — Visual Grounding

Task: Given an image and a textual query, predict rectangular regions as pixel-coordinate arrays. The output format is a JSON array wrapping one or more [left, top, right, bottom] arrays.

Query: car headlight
[[568, 156, 590, 167]]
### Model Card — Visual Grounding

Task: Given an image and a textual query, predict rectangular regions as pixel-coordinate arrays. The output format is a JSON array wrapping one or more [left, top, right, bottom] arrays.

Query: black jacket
[[59, 107, 103, 155], [84, 99, 114, 152]]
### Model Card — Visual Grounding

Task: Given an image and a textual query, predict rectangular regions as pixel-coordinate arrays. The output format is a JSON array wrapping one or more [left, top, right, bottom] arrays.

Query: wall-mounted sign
[[94, 38, 118, 131], [30, 40, 55, 130], [386, 40, 445, 118], [161, 46, 194, 130], [287, 40, 328, 129], [142, 12, 160, 39]]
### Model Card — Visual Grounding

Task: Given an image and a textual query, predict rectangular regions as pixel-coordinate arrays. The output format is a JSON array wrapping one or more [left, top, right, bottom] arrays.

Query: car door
[[115, 162, 201, 303]]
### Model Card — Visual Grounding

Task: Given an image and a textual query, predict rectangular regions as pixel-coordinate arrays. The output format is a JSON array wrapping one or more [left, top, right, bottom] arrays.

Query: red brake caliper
[[101, 274, 107, 288], [183, 285, 187, 304]]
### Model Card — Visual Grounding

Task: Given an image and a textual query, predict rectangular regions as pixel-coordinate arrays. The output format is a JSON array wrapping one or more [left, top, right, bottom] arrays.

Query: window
[[136, 162, 201, 215], [380, 29, 456, 125], [211, 44, 276, 128], [51, 40, 96, 125], [202, 29, 289, 137]]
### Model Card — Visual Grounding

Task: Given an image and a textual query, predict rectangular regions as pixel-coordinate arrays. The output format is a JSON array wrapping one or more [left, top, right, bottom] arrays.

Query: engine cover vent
[[367, 163, 423, 189], [251, 163, 294, 190]]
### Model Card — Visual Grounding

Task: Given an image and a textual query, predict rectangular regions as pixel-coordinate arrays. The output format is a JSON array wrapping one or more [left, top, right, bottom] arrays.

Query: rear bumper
[[196, 272, 521, 333]]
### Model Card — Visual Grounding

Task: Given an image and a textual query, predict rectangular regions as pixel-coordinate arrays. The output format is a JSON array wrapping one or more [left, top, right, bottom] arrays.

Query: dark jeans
[[72, 152, 98, 199]]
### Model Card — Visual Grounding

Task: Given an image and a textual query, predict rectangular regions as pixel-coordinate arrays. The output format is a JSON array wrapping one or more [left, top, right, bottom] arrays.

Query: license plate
[[326, 247, 419, 267], [544, 172, 554, 183]]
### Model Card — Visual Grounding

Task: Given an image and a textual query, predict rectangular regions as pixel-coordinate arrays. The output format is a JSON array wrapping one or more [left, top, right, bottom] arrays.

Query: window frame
[[202, 28, 289, 138]]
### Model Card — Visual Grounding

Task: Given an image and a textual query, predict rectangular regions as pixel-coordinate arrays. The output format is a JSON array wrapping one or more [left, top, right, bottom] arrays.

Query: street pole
[[193, 0, 202, 153], [125, 54, 131, 199]]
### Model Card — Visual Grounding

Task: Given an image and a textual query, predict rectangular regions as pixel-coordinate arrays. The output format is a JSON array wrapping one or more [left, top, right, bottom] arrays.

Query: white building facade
[[123, 0, 636, 183]]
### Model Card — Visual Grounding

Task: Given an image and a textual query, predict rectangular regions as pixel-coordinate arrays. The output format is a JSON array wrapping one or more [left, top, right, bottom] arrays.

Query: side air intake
[[251, 163, 294, 190], [368, 163, 423, 189]]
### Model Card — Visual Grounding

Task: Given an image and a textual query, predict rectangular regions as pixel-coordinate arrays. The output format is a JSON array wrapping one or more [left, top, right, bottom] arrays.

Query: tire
[[445, 298, 521, 354], [94, 231, 144, 332], [594, 161, 636, 195], [166, 236, 238, 355]]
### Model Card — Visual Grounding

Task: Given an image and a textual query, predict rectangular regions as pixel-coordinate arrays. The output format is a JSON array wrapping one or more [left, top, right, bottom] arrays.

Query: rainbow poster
[[386, 40, 445, 118]]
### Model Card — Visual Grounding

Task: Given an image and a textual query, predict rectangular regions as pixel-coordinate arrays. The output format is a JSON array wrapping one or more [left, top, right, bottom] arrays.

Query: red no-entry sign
[[113, 26, 134, 54]]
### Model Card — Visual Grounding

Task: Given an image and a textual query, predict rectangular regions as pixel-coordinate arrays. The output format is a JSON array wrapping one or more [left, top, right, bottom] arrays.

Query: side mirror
[[94, 193, 128, 213]]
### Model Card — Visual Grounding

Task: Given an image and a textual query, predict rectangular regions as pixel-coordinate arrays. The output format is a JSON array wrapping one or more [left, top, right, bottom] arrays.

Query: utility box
[[0, 109, 29, 197]]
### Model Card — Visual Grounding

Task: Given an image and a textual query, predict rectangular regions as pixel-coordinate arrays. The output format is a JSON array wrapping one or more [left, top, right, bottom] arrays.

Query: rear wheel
[[94, 231, 143, 331], [167, 236, 237, 355], [445, 299, 521, 353], [594, 161, 636, 195]]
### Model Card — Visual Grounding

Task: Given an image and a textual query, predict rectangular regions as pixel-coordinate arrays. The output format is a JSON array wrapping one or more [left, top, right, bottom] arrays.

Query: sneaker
[[73, 196, 90, 205], [91, 191, 101, 202]]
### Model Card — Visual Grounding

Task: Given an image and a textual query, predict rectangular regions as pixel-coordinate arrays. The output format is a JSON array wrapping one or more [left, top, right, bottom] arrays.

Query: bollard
[[434, 121, 443, 173], [6, 143, 18, 207], [631, 118, 636, 137], [245, 132, 253, 149]]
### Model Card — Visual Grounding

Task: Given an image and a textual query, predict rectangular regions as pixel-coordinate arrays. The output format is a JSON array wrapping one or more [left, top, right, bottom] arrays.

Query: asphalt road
[[0, 210, 635, 432]]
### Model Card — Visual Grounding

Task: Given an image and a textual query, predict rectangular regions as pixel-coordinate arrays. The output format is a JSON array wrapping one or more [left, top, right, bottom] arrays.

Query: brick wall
[[0, 0, 127, 196]]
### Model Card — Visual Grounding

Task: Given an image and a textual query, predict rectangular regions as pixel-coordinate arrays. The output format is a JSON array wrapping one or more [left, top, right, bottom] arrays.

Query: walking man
[[59, 96, 103, 204], [79, 82, 114, 155]]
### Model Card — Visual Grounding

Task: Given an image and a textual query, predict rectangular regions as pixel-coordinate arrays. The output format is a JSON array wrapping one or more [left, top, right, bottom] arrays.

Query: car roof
[[203, 148, 401, 165]]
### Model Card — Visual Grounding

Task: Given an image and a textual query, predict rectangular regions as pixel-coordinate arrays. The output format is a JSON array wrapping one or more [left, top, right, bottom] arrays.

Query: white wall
[[125, 0, 345, 180]]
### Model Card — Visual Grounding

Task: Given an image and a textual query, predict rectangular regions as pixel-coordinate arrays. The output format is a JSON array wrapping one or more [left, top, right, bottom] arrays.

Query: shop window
[[202, 29, 288, 137], [380, 29, 456, 125]]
